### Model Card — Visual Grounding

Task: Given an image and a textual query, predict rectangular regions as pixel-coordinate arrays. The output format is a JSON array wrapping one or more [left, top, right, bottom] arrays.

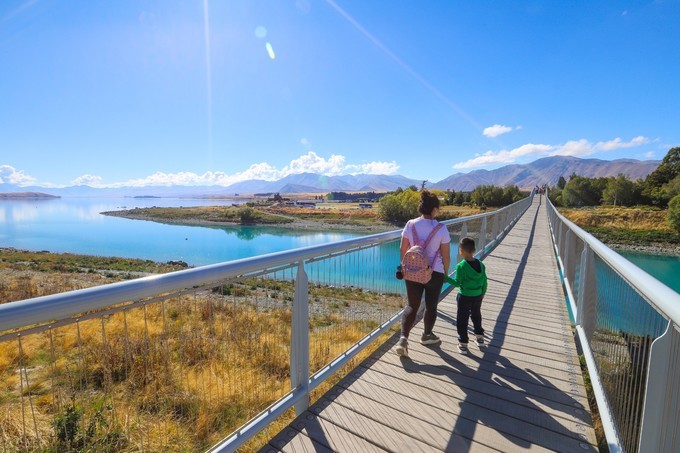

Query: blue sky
[[1, 0, 678, 188]]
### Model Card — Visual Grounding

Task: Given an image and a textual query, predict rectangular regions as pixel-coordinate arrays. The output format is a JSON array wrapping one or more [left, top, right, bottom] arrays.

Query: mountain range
[[431, 156, 660, 191], [0, 156, 660, 197]]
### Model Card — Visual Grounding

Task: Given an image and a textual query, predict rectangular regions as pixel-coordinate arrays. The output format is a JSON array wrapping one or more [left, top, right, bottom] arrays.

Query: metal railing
[[545, 192, 680, 453], [0, 193, 532, 452]]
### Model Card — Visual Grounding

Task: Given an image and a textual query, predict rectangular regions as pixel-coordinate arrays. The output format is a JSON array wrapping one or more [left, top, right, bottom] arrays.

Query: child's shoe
[[395, 337, 409, 357], [476, 334, 485, 347], [458, 343, 468, 355]]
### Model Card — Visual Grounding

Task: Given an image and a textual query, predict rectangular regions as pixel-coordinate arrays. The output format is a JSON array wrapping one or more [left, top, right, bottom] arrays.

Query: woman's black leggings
[[401, 271, 445, 338]]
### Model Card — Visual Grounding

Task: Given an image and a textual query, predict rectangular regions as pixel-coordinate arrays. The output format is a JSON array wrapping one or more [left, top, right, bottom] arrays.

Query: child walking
[[449, 237, 488, 354]]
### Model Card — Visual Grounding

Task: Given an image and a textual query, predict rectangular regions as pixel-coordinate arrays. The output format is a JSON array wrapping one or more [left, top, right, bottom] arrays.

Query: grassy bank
[[102, 206, 293, 225], [101, 203, 484, 232], [0, 250, 401, 451], [559, 206, 680, 249]]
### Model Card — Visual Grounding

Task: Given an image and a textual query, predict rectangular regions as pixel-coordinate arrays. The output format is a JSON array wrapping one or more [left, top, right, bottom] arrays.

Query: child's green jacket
[[448, 259, 487, 297]]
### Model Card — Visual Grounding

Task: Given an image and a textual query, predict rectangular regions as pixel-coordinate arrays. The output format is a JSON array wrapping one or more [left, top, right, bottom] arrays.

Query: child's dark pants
[[456, 293, 484, 343]]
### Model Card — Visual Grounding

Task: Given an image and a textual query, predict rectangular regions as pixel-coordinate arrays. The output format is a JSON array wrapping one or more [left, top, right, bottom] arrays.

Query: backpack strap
[[423, 223, 444, 266], [409, 220, 421, 246]]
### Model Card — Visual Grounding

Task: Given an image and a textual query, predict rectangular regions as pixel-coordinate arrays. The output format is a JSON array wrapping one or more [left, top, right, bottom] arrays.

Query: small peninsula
[[0, 192, 60, 200]]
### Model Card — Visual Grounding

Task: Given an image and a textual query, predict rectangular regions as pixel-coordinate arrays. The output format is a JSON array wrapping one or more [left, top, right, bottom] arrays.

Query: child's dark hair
[[418, 190, 440, 215], [459, 237, 476, 254]]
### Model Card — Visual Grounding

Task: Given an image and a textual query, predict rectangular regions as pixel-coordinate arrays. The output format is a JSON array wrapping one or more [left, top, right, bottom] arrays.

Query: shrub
[[238, 206, 257, 224], [668, 195, 680, 233], [378, 190, 419, 224]]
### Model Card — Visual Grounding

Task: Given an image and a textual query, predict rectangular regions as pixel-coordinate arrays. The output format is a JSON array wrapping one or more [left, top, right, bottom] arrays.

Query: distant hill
[[431, 156, 660, 191], [0, 192, 60, 199], [0, 156, 660, 197], [221, 173, 421, 194]]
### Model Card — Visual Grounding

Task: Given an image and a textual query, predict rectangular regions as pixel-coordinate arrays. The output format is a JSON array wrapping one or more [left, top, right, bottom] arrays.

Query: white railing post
[[290, 261, 309, 415], [638, 322, 680, 453], [576, 244, 597, 342], [479, 216, 487, 253], [492, 213, 499, 243]]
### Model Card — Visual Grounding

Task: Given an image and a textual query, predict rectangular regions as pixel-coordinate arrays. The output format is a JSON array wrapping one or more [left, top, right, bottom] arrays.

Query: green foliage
[[562, 175, 608, 207], [238, 206, 257, 224], [663, 174, 680, 200], [53, 402, 125, 452], [669, 195, 680, 233], [644, 147, 680, 206], [580, 226, 680, 246], [325, 191, 380, 202], [444, 189, 456, 206], [557, 176, 567, 190], [602, 174, 637, 206], [378, 190, 419, 224], [469, 185, 524, 207]]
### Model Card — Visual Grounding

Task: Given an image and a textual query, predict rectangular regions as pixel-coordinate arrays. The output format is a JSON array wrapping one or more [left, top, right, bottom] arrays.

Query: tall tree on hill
[[644, 147, 680, 206]]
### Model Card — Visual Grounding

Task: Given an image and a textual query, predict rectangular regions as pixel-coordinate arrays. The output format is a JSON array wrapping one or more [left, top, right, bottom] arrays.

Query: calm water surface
[[617, 249, 680, 294], [0, 198, 363, 266]]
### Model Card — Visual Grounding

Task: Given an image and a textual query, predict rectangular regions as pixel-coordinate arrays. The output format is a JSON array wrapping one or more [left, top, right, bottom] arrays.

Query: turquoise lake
[[2, 198, 679, 298], [0, 198, 363, 266]]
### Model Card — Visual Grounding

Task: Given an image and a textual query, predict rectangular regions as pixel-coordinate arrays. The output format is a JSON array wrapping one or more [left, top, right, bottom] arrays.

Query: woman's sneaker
[[421, 332, 442, 345], [458, 343, 468, 354], [395, 337, 409, 357], [476, 334, 485, 347]]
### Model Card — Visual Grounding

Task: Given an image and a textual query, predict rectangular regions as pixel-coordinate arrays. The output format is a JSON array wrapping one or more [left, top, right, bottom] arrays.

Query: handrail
[[544, 190, 680, 453], [547, 201, 680, 324], [0, 198, 527, 333]]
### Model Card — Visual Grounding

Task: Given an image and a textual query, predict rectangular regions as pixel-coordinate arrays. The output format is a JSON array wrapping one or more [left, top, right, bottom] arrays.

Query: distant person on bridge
[[449, 237, 488, 354], [395, 190, 451, 358]]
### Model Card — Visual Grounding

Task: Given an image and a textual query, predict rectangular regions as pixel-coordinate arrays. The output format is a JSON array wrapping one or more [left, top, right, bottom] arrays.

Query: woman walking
[[395, 190, 451, 357]]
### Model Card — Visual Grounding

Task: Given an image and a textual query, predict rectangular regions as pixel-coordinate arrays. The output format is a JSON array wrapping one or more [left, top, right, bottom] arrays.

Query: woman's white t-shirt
[[401, 217, 451, 273]]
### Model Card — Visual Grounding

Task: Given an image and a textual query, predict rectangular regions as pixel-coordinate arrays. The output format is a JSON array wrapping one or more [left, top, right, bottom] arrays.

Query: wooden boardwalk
[[264, 196, 598, 452]]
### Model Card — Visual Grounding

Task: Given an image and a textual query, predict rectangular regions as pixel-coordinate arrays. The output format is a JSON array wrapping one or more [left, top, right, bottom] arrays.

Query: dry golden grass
[[560, 206, 672, 231], [0, 258, 401, 452]]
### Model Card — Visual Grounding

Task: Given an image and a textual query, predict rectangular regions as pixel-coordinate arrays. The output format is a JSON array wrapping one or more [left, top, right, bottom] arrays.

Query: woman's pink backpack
[[402, 221, 444, 284]]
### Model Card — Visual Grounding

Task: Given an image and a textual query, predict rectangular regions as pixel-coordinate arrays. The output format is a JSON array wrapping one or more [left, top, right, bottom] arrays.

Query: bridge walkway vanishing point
[[264, 196, 599, 452]]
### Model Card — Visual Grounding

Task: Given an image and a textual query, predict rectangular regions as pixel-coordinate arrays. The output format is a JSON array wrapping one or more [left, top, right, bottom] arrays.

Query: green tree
[[378, 190, 419, 224], [668, 194, 680, 233], [602, 175, 636, 206], [663, 174, 680, 199], [644, 147, 680, 206], [471, 185, 505, 207], [562, 176, 603, 207], [238, 206, 257, 224], [557, 176, 567, 190], [444, 189, 456, 206], [408, 184, 418, 192], [502, 185, 523, 205]]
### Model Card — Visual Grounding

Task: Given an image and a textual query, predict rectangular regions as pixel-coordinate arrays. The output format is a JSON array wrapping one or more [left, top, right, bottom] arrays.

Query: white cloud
[[346, 160, 400, 175], [644, 151, 655, 159], [71, 174, 104, 187], [0, 165, 37, 186], [20, 152, 400, 188], [483, 124, 514, 138], [453, 144, 554, 169], [453, 135, 651, 169]]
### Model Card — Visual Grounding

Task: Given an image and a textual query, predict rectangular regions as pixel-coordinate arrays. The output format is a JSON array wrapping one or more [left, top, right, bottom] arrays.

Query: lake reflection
[[0, 198, 367, 266]]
